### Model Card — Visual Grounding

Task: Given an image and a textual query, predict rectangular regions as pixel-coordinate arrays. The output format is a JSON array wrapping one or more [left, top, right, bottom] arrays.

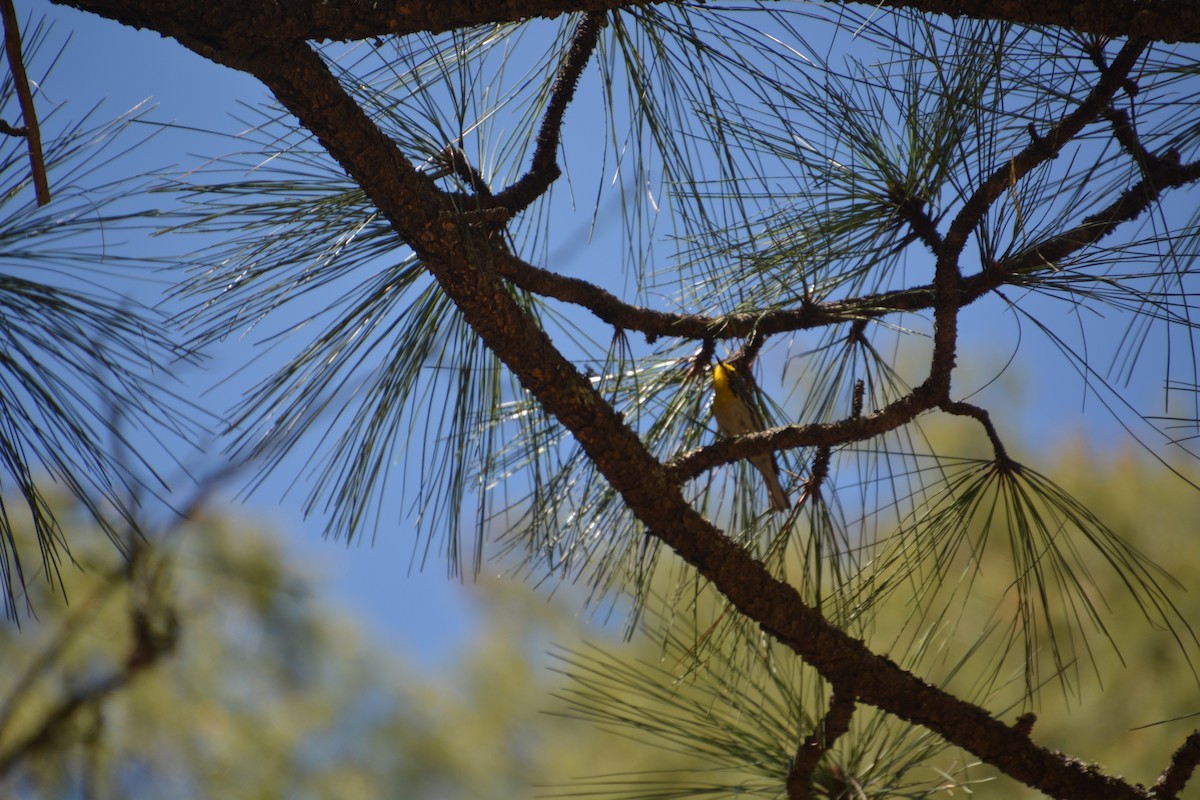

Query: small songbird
[[710, 360, 790, 512]]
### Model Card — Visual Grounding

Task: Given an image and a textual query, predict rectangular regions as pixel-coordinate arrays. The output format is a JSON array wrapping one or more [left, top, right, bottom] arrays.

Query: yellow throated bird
[[711, 360, 790, 512]]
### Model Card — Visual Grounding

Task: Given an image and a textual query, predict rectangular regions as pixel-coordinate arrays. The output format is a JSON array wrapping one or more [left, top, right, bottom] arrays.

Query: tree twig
[[491, 126, 1200, 344], [0, 0, 50, 205], [886, 182, 943, 254], [494, 10, 605, 215], [786, 690, 856, 799], [941, 399, 1011, 465], [1152, 731, 1200, 800], [433, 145, 495, 201], [995, 154, 1200, 278], [666, 384, 937, 482]]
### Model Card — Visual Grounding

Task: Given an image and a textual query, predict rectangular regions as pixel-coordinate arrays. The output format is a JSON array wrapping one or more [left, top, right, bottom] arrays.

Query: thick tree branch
[[51, 0, 661, 46], [52, 0, 1200, 44], [52, 2, 1197, 362], [831, 0, 1199, 43]]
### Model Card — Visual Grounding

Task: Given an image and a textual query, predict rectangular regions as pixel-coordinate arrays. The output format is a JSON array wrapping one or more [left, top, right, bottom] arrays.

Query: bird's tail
[[751, 454, 790, 512]]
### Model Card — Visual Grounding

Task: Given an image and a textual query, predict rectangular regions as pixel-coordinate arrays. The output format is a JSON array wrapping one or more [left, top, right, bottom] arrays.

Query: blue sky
[[34, 2, 478, 668], [27, 2, 1200, 671]]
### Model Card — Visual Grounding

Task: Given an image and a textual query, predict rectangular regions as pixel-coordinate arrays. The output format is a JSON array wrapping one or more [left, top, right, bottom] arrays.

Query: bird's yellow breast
[[711, 362, 737, 405]]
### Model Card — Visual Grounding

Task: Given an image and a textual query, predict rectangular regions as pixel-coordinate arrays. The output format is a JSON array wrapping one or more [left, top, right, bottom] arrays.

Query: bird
[[710, 360, 790, 512]]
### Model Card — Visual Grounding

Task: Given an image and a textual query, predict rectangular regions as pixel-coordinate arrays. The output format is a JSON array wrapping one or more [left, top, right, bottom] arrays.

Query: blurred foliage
[[0, 433, 1195, 798], [0, 491, 698, 799]]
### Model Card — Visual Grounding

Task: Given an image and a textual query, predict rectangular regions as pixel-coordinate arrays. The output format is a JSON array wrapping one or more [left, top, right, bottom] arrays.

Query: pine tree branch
[[928, 38, 1148, 404], [944, 37, 1147, 270], [493, 11, 605, 215], [0, 545, 177, 779], [51, 0, 1200, 44], [0, 579, 122, 745], [52, 4, 1189, 798], [433, 146, 496, 201], [666, 385, 936, 482], [941, 400, 1011, 464], [491, 120, 1200, 339], [666, 134, 1200, 479], [886, 183, 944, 254], [187, 31, 1155, 798], [989, 154, 1200, 280], [49, 0, 662, 47], [827, 0, 1200, 43], [667, 47, 1186, 482], [52, 2, 1200, 358], [491, 248, 857, 340]]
